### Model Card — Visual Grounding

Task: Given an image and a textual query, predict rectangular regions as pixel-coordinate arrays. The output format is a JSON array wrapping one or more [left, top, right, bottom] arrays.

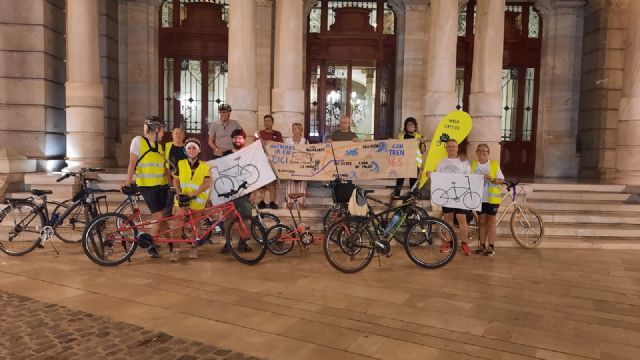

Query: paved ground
[[0, 291, 261, 360], [0, 242, 639, 359]]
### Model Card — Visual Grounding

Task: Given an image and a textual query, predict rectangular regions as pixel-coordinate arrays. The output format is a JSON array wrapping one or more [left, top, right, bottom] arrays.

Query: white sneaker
[[189, 247, 198, 259], [169, 250, 179, 262]]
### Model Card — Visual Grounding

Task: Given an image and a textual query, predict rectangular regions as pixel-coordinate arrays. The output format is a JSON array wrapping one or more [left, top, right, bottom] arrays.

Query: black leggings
[[395, 167, 419, 190]]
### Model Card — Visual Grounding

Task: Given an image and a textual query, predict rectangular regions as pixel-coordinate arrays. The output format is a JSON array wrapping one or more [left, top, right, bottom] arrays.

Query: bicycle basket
[[332, 182, 356, 204]]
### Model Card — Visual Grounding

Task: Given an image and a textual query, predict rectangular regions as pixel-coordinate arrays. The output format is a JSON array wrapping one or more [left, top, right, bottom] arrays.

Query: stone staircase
[[10, 171, 640, 249]]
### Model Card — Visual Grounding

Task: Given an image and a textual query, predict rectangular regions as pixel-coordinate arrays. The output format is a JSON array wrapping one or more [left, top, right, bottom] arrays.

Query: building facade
[[1, 0, 639, 191]]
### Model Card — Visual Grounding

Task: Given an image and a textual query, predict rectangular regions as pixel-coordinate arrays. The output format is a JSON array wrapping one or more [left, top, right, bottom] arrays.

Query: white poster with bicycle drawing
[[207, 141, 276, 205], [430, 173, 484, 211]]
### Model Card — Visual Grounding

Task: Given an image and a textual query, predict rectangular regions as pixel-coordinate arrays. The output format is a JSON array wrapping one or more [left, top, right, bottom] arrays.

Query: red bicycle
[[264, 193, 314, 255], [81, 182, 267, 266]]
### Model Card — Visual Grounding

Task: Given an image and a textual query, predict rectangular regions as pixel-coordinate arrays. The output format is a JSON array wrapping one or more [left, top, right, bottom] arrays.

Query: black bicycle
[[0, 168, 124, 256]]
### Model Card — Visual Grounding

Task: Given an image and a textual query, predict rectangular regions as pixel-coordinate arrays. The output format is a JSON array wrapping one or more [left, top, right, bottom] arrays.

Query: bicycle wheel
[[431, 189, 449, 206], [82, 212, 138, 266], [265, 224, 295, 255], [0, 201, 45, 256], [225, 216, 267, 265], [510, 205, 544, 248], [322, 205, 346, 231], [241, 164, 260, 185], [323, 217, 375, 274], [214, 176, 235, 196], [53, 201, 93, 243], [404, 217, 457, 269], [252, 212, 280, 243], [463, 191, 481, 209]]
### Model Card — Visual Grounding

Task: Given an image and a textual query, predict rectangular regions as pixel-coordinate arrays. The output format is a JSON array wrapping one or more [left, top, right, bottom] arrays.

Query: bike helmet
[[231, 128, 246, 139], [184, 137, 201, 149], [144, 116, 166, 131], [218, 103, 232, 112]]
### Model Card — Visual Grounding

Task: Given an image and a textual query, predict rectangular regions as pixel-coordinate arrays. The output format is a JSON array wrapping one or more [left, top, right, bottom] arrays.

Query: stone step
[[491, 236, 640, 250], [526, 191, 631, 202], [528, 183, 627, 193], [495, 222, 640, 238], [526, 200, 640, 212]]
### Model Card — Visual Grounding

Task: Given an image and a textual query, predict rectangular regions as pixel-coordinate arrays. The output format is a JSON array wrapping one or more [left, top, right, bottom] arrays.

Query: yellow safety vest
[[471, 160, 502, 204], [135, 137, 168, 187], [165, 142, 173, 165], [176, 159, 210, 210], [399, 132, 424, 166]]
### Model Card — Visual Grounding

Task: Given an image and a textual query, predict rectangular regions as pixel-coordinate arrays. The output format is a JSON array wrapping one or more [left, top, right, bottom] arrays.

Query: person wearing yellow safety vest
[[123, 116, 171, 259], [470, 144, 504, 256], [170, 138, 211, 261], [393, 117, 426, 197]]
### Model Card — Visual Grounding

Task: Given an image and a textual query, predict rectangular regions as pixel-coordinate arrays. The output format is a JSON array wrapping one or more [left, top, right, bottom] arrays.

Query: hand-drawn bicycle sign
[[430, 173, 484, 210]]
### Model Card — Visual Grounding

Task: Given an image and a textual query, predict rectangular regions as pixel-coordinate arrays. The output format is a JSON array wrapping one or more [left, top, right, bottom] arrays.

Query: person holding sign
[[433, 139, 472, 256], [254, 115, 283, 209], [471, 144, 504, 256], [170, 138, 211, 261], [393, 117, 426, 197], [330, 116, 359, 142], [285, 123, 308, 207]]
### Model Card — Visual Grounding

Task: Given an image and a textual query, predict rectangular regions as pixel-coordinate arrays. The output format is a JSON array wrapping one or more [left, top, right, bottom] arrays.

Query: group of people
[[124, 102, 504, 261]]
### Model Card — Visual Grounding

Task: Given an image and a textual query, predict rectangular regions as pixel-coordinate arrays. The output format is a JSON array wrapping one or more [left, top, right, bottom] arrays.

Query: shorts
[[442, 207, 471, 217], [139, 185, 171, 214], [480, 203, 499, 216]]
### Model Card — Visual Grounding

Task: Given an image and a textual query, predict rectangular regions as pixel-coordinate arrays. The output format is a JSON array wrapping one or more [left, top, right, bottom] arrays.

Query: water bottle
[[383, 211, 402, 234]]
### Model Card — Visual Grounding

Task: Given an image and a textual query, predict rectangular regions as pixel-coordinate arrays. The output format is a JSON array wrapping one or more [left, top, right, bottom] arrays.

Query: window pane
[[161, 0, 173, 28], [350, 66, 376, 141], [179, 60, 202, 134], [522, 68, 535, 142], [455, 67, 465, 110], [325, 65, 348, 136], [207, 61, 228, 131], [528, 6, 540, 38], [501, 68, 518, 142], [309, 65, 321, 138], [309, 7, 321, 33]]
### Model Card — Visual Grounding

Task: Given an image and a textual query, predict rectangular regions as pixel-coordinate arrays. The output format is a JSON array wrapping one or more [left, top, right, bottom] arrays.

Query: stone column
[[535, 1, 584, 177], [467, 0, 505, 161], [65, 0, 104, 169], [271, 0, 305, 138], [400, 4, 427, 129], [422, 0, 459, 141], [615, 0, 640, 184], [227, 0, 258, 137]]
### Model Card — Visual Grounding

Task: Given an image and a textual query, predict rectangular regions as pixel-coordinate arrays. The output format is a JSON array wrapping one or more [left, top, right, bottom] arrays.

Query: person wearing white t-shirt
[[471, 144, 504, 256], [432, 140, 472, 256]]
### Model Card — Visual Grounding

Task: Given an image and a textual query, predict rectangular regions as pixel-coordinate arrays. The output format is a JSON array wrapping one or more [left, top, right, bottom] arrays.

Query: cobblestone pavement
[[0, 291, 263, 360]]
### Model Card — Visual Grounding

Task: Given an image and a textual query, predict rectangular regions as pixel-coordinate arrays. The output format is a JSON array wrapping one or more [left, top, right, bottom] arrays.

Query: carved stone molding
[[257, 0, 273, 7], [586, 0, 630, 13]]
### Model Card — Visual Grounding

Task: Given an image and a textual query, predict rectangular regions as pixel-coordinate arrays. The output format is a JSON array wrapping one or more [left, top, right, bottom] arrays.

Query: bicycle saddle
[[288, 193, 305, 200], [31, 189, 53, 196], [121, 186, 141, 196]]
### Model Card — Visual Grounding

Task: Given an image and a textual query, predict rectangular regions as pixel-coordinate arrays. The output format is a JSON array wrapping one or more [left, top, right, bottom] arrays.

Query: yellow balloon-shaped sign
[[419, 110, 473, 188]]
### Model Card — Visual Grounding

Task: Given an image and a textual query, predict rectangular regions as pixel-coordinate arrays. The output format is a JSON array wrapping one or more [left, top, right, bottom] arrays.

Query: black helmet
[[231, 128, 246, 138], [218, 103, 232, 112], [144, 116, 165, 131]]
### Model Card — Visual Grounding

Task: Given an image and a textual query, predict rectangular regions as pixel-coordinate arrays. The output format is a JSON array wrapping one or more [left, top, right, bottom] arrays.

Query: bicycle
[[264, 193, 314, 255], [323, 185, 457, 273], [431, 175, 482, 209], [81, 182, 267, 266], [0, 168, 117, 256], [211, 156, 260, 195]]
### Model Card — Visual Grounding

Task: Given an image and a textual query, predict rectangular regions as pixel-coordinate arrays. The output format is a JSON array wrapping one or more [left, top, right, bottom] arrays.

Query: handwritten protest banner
[[207, 141, 276, 205], [264, 139, 418, 181], [430, 172, 484, 211]]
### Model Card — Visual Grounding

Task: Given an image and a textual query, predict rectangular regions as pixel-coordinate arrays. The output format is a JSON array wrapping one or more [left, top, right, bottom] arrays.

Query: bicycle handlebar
[[218, 181, 248, 199], [56, 168, 106, 182]]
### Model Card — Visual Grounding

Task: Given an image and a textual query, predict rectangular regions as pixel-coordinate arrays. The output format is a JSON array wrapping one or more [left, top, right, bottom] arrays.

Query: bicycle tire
[[225, 216, 267, 265], [240, 164, 260, 186], [322, 205, 346, 231], [323, 217, 375, 274], [53, 200, 89, 243], [252, 212, 280, 243], [404, 217, 457, 269], [214, 175, 235, 196], [510, 205, 544, 248], [82, 212, 138, 266], [0, 201, 45, 256], [265, 224, 296, 255], [431, 189, 449, 206], [463, 191, 481, 209]]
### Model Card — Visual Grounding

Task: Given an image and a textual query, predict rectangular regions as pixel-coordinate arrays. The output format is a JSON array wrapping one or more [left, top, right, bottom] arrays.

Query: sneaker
[[220, 243, 229, 254], [258, 201, 267, 209], [237, 240, 253, 252], [147, 246, 160, 258], [269, 201, 278, 209], [189, 247, 198, 259], [484, 246, 495, 256], [168, 251, 179, 262], [439, 242, 451, 253], [195, 238, 213, 246], [461, 242, 471, 256], [473, 244, 486, 255]]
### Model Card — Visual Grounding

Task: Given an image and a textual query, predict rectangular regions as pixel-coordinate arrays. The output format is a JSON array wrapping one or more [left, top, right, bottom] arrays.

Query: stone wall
[[0, 0, 66, 170], [578, 2, 628, 180], [399, 4, 427, 133]]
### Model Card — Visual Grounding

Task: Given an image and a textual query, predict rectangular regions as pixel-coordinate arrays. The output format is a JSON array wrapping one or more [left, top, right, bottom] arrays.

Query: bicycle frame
[[276, 200, 309, 243], [446, 176, 473, 200], [494, 183, 527, 227]]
